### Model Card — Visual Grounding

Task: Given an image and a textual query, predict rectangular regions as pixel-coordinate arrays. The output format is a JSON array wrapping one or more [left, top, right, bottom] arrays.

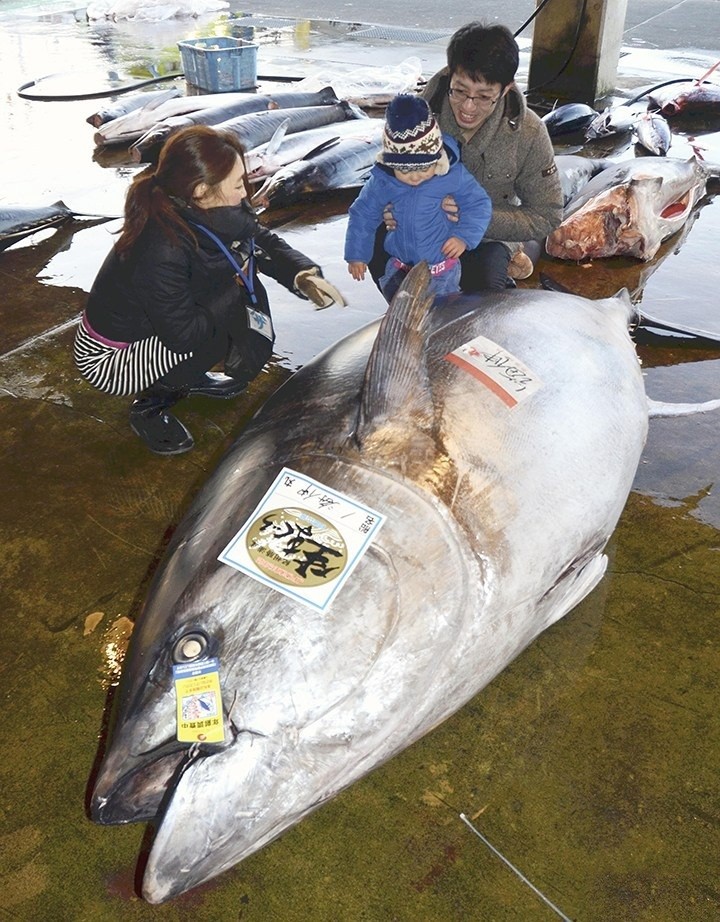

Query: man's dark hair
[[446, 22, 519, 87]]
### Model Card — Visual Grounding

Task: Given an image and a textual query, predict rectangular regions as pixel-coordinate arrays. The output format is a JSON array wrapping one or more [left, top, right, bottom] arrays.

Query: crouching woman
[[74, 125, 344, 455]]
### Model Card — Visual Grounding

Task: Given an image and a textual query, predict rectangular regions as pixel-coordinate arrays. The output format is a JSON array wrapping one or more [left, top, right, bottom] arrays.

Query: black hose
[[513, 0, 554, 38], [17, 70, 303, 102], [17, 72, 184, 101], [522, 0, 591, 98]]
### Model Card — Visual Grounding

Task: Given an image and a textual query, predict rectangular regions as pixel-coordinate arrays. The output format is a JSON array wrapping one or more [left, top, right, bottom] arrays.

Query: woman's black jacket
[[84, 201, 318, 353]]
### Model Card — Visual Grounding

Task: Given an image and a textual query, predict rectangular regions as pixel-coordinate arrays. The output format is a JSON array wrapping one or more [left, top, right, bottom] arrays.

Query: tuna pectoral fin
[[541, 554, 608, 629], [265, 119, 291, 155], [647, 396, 720, 417], [540, 273, 578, 295], [356, 263, 435, 445]]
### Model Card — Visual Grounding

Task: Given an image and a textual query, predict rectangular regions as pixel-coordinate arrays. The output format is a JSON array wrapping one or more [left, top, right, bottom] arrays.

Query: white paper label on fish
[[445, 335, 543, 407], [218, 467, 385, 611]]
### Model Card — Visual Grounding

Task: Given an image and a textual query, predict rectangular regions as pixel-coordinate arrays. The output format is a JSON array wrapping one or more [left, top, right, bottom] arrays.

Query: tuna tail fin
[[317, 85, 341, 105], [701, 159, 720, 181], [342, 101, 369, 120], [355, 262, 435, 447]]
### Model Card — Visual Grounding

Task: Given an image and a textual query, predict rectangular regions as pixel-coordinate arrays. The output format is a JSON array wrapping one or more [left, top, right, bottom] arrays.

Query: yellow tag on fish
[[173, 657, 225, 744]]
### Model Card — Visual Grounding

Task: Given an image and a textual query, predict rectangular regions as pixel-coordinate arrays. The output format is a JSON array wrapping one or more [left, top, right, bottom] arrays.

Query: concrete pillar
[[527, 0, 629, 109]]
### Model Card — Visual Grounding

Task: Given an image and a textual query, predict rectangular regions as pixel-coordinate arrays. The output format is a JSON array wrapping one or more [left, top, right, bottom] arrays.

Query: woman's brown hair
[[114, 125, 251, 257]]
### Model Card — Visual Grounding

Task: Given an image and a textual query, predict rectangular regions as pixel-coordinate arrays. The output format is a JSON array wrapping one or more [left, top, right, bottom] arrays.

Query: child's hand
[[442, 237, 467, 259], [347, 261, 367, 281]]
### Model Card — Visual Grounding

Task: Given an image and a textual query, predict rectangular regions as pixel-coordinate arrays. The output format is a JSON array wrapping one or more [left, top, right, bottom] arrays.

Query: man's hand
[[347, 261, 367, 281], [383, 203, 397, 231], [441, 195, 460, 223]]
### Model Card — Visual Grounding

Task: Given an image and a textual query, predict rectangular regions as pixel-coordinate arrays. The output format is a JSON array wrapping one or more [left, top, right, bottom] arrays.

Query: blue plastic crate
[[178, 37, 258, 93]]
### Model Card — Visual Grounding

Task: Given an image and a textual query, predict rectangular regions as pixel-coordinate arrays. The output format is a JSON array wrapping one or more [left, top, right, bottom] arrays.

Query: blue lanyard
[[190, 221, 258, 305]]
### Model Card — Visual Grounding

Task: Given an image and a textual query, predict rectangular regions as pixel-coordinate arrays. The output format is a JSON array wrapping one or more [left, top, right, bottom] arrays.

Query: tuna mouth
[[91, 743, 188, 825], [92, 724, 236, 826], [659, 190, 692, 220], [264, 183, 290, 207]]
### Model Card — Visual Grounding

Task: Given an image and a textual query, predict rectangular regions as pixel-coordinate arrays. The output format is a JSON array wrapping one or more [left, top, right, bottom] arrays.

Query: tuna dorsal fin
[[301, 137, 341, 161], [355, 262, 435, 447]]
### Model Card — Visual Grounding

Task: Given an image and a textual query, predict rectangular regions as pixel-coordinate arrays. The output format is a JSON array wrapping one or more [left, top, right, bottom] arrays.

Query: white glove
[[295, 268, 347, 309]]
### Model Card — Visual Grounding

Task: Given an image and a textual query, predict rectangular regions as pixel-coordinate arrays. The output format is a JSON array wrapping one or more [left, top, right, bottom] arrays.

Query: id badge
[[246, 306, 274, 341]]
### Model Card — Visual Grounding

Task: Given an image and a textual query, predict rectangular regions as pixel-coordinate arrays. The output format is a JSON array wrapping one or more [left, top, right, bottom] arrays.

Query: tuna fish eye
[[172, 632, 209, 663]]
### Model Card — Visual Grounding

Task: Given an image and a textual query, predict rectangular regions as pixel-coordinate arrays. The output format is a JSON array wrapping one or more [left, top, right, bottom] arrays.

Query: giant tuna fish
[[253, 124, 384, 206], [93, 91, 269, 146], [546, 156, 714, 261], [554, 154, 614, 206], [213, 103, 367, 166], [86, 86, 183, 128], [93, 88, 342, 147], [256, 146, 612, 211], [648, 78, 720, 116], [91, 265, 703, 903], [128, 87, 343, 162], [541, 102, 598, 136], [0, 201, 74, 250], [244, 117, 385, 181], [0, 201, 116, 251]]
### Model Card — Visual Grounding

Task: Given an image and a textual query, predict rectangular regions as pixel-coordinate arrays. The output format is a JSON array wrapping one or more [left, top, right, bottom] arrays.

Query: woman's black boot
[[129, 389, 194, 455], [186, 371, 248, 399]]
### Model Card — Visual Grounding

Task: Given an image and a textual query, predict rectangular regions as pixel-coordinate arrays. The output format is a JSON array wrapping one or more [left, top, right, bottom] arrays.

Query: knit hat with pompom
[[381, 94, 448, 175]]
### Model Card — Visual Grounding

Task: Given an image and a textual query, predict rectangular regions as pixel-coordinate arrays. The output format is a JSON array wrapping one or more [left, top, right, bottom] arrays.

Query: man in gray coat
[[372, 22, 563, 291]]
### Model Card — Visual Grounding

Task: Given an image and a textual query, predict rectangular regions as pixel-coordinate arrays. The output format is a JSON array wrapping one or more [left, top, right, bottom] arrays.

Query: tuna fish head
[[584, 104, 639, 139], [634, 112, 672, 156], [546, 157, 708, 261], [253, 158, 323, 207], [649, 80, 720, 116], [91, 267, 649, 903], [545, 178, 659, 260]]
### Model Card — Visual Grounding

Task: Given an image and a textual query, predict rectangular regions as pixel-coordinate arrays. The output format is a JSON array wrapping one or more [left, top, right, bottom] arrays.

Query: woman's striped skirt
[[73, 312, 192, 397]]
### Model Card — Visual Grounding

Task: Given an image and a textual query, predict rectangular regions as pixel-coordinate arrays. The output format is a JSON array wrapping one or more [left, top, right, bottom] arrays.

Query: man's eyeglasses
[[447, 86, 501, 108]]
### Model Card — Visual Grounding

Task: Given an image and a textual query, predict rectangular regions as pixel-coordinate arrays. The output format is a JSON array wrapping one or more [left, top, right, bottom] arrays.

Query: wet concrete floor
[[1, 2, 720, 919]]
